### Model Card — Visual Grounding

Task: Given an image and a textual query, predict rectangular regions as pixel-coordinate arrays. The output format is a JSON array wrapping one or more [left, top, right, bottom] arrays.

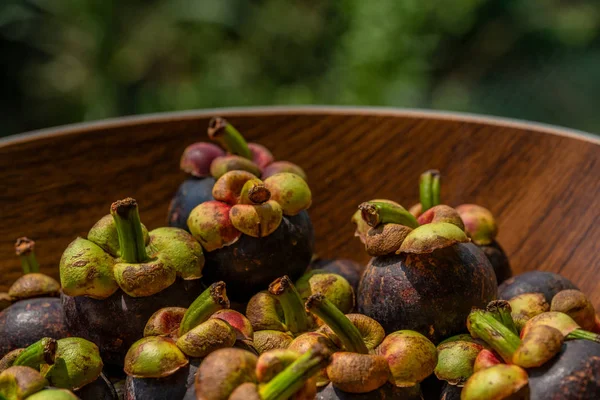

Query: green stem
[[179, 282, 230, 335], [259, 345, 329, 400], [208, 117, 252, 159], [468, 310, 521, 363], [419, 170, 441, 212], [487, 300, 518, 336], [358, 201, 419, 229], [268, 276, 310, 334], [110, 198, 149, 263], [305, 294, 368, 354], [567, 329, 600, 343], [13, 338, 57, 369], [14, 238, 40, 274]]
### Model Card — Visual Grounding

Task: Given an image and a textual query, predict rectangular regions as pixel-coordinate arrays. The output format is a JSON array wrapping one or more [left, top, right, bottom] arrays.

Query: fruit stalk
[[358, 201, 419, 228], [419, 169, 441, 212], [268, 276, 310, 334], [208, 117, 252, 160], [305, 294, 368, 354], [15, 238, 40, 274], [179, 282, 229, 335], [13, 338, 57, 368], [110, 198, 149, 263]]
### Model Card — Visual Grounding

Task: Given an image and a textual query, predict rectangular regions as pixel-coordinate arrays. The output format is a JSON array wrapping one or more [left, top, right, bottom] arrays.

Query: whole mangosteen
[[60, 198, 205, 367], [0, 238, 68, 356], [187, 170, 314, 302], [354, 200, 497, 343], [168, 117, 307, 231], [499, 271, 578, 303]]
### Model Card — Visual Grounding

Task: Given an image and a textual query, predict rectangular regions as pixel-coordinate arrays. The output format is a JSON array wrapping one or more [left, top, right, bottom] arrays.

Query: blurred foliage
[[1, 0, 600, 136]]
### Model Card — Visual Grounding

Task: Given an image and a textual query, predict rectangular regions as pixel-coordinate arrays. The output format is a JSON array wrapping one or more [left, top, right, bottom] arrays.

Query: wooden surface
[[1, 107, 599, 309]]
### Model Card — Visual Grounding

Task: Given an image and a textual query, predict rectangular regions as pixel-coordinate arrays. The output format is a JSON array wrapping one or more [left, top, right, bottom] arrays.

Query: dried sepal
[[8, 273, 60, 300], [364, 223, 412, 256], [327, 352, 389, 393], [113, 257, 176, 297], [551, 289, 597, 331]]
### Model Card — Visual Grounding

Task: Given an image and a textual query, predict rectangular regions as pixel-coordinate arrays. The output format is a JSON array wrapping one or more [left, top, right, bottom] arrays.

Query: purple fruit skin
[[202, 211, 314, 302], [316, 382, 422, 400], [357, 243, 497, 343], [529, 340, 600, 400], [76, 373, 118, 400], [498, 271, 578, 303], [167, 177, 216, 231], [61, 279, 205, 367], [480, 241, 512, 285], [311, 259, 365, 293], [440, 382, 462, 400], [126, 359, 199, 400], [0, 297, 68, 357]]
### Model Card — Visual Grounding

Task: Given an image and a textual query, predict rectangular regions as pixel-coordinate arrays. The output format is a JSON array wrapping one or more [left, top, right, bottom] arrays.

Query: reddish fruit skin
[[499, 271, 578, 303], [310, 259, 365, 293], [479, 241, 512, 284], [61, 279, 205, 367], [167, 177, 216, 231], [0, 297, 68, 357], [202, 211, 314, 302], [316, 382, 422, 400], [357, 243, 497, 343]]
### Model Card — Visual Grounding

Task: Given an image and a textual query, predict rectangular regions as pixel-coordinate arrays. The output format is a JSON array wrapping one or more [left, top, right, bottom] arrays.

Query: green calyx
[[0, 366, 47, 400], [61, 198, 204, 299], [295, 270, 354, 315], [435, 335, 487, 385], [13, 338, 56, 369], [26, 389, 79, 400], [259, 345, 330, 400], [305, 294, 368, 354], [210, 155, 262, 179], [124, 336, 188, 378], [512, 325, 563, 368], [522, 311, 600, 343], [455, 204, 498, 245], [377, 330, 438, 388], [144, 307, 187, 338], [246, 291, 286, 332], [462, 364, 529, 400], [268, 276, 311, 335], [358, 201, 418, 229], [398, 222, 469, 254], [264, 173, 312, 216], [176, 318, 237, 358], [419, 170, 441, 212], [179, 281, 230, 336], [467, 309, 521, 363], [8, 274, 60, 301], [14, 238, 39, 274], [508, 293, 549, 321], [208, 117, 252, 160]]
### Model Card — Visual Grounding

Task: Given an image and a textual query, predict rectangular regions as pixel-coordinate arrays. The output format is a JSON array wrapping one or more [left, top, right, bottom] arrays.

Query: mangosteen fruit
[[354, 200, 497, 342], [439, 382, 462, 400], [499, 271, 578, 303], [168, 117, 307, 231], [0, 238, 68, 357], [60, 198, 205, 367], [188, 171, 314, 301]]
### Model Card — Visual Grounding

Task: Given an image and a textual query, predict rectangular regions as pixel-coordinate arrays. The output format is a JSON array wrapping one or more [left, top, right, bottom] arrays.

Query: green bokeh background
[[1, 0, 600, 137]]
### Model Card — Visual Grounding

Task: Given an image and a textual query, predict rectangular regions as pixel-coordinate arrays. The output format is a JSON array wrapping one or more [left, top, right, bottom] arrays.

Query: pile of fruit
[[1, 118, 598, 400]]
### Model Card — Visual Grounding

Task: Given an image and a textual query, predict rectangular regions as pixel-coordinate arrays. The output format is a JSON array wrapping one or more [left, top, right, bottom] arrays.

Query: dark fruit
[[440, 382, 462, 400], [528, 340, 600, 399], [201, 210, 314, 302], [498, 271, 578, 303], [309, 259, 365, 293], [479, 241, 512, 285], [168, 177, 216, 231], [61, 279, 204, 367], [358, 243, 496, 342], [75, 373, 118, 400], [0, 298, 68, 357], [125, 364, 191, 400]]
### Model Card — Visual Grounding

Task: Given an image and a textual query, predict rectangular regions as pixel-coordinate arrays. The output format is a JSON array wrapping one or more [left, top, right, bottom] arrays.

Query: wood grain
[[1, 108, 599, 309]]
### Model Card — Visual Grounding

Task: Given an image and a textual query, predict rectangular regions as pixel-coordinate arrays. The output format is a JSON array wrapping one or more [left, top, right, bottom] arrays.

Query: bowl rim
[[2, 105, 599, 147]]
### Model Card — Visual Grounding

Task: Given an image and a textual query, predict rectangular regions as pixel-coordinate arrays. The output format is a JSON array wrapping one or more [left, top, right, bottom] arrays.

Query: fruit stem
[[487, 300, 518, 336], [259, 344, 329, 400], [269, 276, 310, 335], [305, 294, 369, 354], [468, 309, 521, 363], [358, 201, 419, 229], [240, 179, 271, 205], [420, 170, 441, 212], [567, 329, 600, 343], [208, 117, 252, 160], [110, 198, 149, 263], [179, 282, 230, 335], [15, 238, 40, 274], [13, 337, 57, 369]]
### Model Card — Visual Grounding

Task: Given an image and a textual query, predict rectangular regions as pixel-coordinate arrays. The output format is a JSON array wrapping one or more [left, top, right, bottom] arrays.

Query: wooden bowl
[[1, 107, 599, 309]]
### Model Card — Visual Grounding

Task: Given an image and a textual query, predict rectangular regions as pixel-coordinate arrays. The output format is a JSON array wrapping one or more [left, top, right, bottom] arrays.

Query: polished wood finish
[[1, 108, 599, 308]]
